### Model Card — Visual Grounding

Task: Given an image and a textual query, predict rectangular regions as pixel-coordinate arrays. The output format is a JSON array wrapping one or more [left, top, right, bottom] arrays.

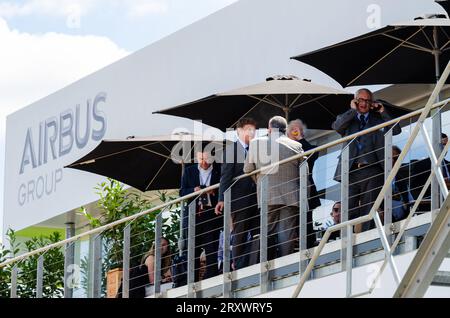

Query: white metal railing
[[2, 98, 447, 270], [2, 67, 450, 298]]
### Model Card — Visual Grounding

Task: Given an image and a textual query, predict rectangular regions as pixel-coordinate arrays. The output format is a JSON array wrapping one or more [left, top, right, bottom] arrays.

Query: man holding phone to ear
[[332, 88, 401, 232]]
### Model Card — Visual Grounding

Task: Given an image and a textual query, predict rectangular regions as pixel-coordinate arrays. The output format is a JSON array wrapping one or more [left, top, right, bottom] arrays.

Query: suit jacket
[[299, 139, 318, 173], [332, 109, 402, 181], [393, 164, 412, 204], [180, 164, 221, 207], [244, 133, 304, 207], [409, 157, 450, 199], [218, 141, 257, 211], [409, 159, 430, 200]]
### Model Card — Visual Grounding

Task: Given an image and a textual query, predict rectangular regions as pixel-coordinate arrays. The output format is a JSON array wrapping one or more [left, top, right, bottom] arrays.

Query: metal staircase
[[394, 196, 450, 297]]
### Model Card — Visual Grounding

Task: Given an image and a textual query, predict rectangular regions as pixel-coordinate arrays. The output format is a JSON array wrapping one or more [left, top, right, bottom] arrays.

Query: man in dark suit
[[180, 148, 221, 280], [215, 118, 258, 270], [409, 133, 450, 207], [332, 88, 401, 232]]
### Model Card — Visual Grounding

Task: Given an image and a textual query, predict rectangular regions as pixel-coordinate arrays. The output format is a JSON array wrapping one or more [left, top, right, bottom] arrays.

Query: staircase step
[[431, 271, 450, 287]]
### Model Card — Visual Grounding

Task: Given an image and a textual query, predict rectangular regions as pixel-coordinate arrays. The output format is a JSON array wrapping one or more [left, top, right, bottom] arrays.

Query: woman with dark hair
[[116, 237, 172, 298], [144, 237, 172, 284]]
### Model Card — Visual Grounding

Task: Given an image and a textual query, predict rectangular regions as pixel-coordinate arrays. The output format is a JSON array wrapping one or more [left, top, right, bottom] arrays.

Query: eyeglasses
[[357, 98, 373, 105], [332, 208, 340, 212]]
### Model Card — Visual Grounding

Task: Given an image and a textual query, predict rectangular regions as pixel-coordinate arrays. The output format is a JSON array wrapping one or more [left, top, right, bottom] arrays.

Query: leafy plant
[[79, 253, 109, 298], [0, 246, 9, 298], [0, 230, 22, 298], [0, 230, 64, 299], [0, 179, 182, 299], [81, 179, 181, 296], [16, 232, 64, 298]]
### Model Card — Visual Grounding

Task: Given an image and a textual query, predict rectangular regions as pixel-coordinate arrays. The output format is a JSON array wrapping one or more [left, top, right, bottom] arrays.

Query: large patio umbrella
[[154, 76, 358, 131], [66, 133, 223, 192], [437, 0, 450, 17], [291, 15, 450, 87]]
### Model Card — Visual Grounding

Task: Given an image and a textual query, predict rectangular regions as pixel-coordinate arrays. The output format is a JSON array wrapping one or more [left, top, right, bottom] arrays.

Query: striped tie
[[359, 114, 367, 130]]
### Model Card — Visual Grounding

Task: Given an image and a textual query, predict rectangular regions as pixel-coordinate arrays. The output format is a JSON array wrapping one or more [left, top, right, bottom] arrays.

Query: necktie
[[359, 114, 367, 131], [244, 145, 249, 158], [356, 115, 367, 154]]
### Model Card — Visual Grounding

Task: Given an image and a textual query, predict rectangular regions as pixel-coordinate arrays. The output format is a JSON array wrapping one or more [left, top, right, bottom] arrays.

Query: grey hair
[[287, 119, 306, 135], [269, 116, 287, 133], [354, 88, 373, 100]]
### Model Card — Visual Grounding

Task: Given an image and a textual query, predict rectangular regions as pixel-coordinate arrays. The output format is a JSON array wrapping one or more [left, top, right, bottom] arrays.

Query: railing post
[[345, 224, 353, 298], [384, 129, 393, 240], [122, 224, 131, 299], [223, 189, 232, 298], [187, 199, 197, 298], [179, 200, 186, 254], [89, 234, 102, 298], [260, 176, 269, 294], [36, 254, 44, 298], [10, 265, 18, 298], [340, 145, 352, 296], [432, 108, 442, 216], [299, 162, 308, 276], [154, 214, 162, 297], [64, 222, 75, 298]]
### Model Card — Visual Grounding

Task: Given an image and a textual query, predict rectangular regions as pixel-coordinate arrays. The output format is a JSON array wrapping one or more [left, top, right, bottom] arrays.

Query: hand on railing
[[215, 201, 224, 215]]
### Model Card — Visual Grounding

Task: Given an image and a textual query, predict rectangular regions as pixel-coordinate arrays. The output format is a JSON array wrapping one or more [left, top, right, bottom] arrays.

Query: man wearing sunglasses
[[319, 202, 341, 243], [332, 88, 402, 232]]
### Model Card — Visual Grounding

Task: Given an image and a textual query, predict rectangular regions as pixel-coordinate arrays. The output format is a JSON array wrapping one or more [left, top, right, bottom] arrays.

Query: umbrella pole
[[285, 94, 291, 122], [434, 26, 442, 101]]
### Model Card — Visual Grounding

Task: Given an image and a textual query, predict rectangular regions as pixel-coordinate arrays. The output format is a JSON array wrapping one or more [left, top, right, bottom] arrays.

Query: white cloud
[[0, 17, 129, 117], [0, 17, 130, 241]]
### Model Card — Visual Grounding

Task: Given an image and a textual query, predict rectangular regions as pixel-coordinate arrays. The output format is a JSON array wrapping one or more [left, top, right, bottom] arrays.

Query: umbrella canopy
[[292, 16, 450, 87], [154, 76, 356, 131], [66, 133, 223, 192], [437, 0, 450, 16]]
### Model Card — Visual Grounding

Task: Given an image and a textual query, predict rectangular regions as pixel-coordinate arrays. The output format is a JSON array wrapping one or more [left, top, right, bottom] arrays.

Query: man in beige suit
[[244, 116, 304, 259]]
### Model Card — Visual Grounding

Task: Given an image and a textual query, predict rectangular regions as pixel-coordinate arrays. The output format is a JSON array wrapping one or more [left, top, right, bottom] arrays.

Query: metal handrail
[[1, 97, 450, 269], [291, 60, 450, 298], [350, 131, 450, 298]]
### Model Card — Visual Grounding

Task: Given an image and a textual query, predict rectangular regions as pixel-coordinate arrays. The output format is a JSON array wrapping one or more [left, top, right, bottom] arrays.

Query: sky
[[0, 0, 238, 242]]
